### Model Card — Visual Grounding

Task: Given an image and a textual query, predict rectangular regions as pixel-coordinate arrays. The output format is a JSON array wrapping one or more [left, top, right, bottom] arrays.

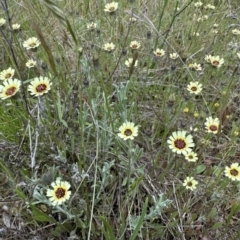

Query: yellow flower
[[153, 48, 165, 57], [28, 76, 52, 96], [183, 151, 198, 162], [209, 56, 224, 68], [125, 58, 138, 67], [183, 107, 189, 113], [104, 2, 118, 12], [46, 178, 71, 206], [118, 122, 138, 140], [167, 131, 195, 155], [103, 42, 115, 52], [194, 112, 199, 117], [23, 37, 41, 50], [0, 67, 15, 81], [130, 40, 141, 49], [205, 117, 220, 134], [187, 81, 202, 95], [214, 102, 219, 107], [183, 177, 198, 190], [224, 163, 240, 181], [234, 131, 239, 136], [26, 59, 36, 68], [0, 79, 21, 100]]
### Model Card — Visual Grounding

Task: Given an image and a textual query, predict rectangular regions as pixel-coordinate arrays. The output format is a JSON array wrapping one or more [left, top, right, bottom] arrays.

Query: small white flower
[[26, 59, 36, 68], [125, 58, 138, 67], [170, 53, 179, 59], [12, 23, 21, 30], [0, 18, 6, 27]]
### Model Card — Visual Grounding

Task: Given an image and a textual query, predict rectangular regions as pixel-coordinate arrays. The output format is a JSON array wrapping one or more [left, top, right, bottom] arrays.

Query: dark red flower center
[[187, 182, 193, 187], [230, 169, 238, 176], [174, 139, 186, 149], [55, 187, 66, 199], [210, 125, 217, 132], [124, 129, 132, 136], [212, 61, 219, 66], [36, 84, 47, 92], [109, 7, 115, 11], [29, 42, 37, 48], [191, 87, 197, 91], [6, 87, 16, 96], [5, 73, 12, 79]]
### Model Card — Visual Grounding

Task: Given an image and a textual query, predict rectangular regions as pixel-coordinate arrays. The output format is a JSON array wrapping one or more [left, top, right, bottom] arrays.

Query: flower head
[[23, 37, 41, 50], [118, 122, 138, 140], [193, 32, 200, 36], [187, 81, 203, 95], [46, 178, 71, 206], [205, 117, 220, 134], [125, 58, 138, 67], [209, 56, 224, 68], [183, 177, 198, 190], [103, 42, 115, 52], [130, 40, 141, 49], [0, 18, 6, 27], [0, 67, 15, 81], [0, 79, 21, 100], [153, 48, 165, 57], [232, 29, 240, 35], [194, 2, 203, 7], [104, 2, 118, 13], [26, 59, 36, 68], [204, 54, 212, 63], [204, 4, 215, 9], [87, 22, 97, 30], [170, 53, 179, 59], [224, 163, 240, 181], [12, 23, 20, 30], [189, 63, 202, 71], [130, 17, 137, 22], [183, 151, 198, 162], [28, 76, 52, 96], [167, 131, 195, 155]]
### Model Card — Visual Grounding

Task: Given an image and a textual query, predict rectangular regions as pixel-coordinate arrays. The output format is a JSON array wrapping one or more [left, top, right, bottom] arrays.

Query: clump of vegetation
[[1, 0, 240, 239]]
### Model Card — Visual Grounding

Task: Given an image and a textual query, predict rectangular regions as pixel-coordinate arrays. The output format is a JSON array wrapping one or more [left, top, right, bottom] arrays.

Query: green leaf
[[15, 188, 27, 201], [212, 222, 222, 229], [196, 164, 206, 174], [226, 203, 240, 226], [30, 204, 56, 223], [100, 217, 116, 240], [130, 197, 148, 240]]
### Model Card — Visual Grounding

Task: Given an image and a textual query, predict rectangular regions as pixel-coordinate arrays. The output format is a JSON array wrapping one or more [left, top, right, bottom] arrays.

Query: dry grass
[[0, 0, 240, 239]]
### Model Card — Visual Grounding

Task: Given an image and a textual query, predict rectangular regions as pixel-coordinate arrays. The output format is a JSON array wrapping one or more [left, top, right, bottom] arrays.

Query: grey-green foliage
[[145, 194, 172, 220]]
